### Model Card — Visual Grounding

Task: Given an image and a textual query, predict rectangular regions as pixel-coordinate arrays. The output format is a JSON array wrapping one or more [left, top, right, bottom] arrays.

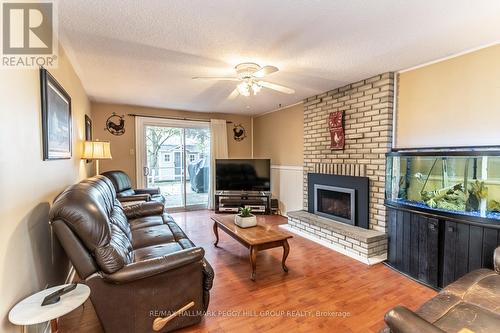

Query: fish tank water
[[385, 151, 500, 221]]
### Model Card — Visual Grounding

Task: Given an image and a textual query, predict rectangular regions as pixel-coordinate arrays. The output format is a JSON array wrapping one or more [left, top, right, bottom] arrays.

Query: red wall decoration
[[328, 111, 345, 150]]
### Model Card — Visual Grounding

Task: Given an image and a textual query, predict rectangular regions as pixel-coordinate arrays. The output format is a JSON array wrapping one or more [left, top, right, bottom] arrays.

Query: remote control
[[41, 284, 77, 306]]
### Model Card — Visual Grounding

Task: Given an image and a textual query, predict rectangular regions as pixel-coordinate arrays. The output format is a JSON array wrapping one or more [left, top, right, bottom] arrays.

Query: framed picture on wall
[[85, 114, 92, 163], [40, 68, 72, 160]]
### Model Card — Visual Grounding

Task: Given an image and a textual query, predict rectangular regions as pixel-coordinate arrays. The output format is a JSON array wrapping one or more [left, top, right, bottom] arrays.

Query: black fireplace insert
[[314, 185, 355, 225], [308, 173, 369, 229]]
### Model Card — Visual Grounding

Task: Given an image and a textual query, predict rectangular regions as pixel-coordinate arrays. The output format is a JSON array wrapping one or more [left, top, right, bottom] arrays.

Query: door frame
[[135, 116, 209, 210]]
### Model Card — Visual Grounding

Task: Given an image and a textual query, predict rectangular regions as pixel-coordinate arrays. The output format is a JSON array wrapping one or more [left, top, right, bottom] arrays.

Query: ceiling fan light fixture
[[193, 62, 293, 99], [237, 82, 250, 96], [251, 82, 261, 94]]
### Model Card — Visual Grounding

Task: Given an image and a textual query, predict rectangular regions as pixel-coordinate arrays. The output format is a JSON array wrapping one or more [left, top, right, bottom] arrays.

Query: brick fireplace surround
[[284, 72, 394, 264]]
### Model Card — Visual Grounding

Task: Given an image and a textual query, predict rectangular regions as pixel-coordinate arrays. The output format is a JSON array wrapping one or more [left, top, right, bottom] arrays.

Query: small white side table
[[9, 283, 90, 333]]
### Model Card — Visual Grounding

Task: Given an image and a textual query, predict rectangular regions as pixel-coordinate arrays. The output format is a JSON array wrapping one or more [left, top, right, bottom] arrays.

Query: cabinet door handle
[[428, 224, 437, 231]]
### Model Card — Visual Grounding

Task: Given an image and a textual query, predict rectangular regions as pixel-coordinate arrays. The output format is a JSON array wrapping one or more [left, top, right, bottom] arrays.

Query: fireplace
[[308, 173, 370, 229], [314, 184, 355, 225]]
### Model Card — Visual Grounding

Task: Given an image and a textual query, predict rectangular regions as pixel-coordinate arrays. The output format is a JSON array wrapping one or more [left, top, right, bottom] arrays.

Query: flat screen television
[[216, 159, 271, 192]]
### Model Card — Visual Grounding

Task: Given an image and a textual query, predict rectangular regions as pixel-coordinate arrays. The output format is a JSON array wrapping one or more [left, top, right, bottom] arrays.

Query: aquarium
[[385, 151, 500, 221]]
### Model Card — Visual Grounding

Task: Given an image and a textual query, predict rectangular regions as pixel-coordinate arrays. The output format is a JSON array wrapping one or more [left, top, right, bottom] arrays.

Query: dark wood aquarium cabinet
[[385, 149, 500, 289], [386, 205, 500, 289]]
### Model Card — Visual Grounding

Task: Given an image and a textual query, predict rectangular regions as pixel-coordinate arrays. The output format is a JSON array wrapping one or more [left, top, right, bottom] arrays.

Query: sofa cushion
[[132, 243, 184, 261], [462, 274, 500, 313], [417, 293, 462, 324], [129, 216, 165, 230], [117, 189, 135, 197], [163, 213, 175, 223], [442, 269, 494, 298], [178, 238, 196, 249], [50, 175, 202, 277], [415, 269, 500, 326], [167, 221, 188, 240], [132, 225, 175, 249], [128, 213, 175, 230], [95, 223, 133, 274], [50, 176, 133, 274], [102, 170, 133, 193], [123, 201, 165, 220], [151, 194, 166, 204], [434, 302, 500, 333], [109, 203, 132, 240], [382, 267, 500, 333]]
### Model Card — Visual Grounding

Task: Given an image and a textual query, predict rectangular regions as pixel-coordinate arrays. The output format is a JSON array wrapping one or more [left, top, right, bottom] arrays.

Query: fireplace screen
[[314, 184, 355, 225]]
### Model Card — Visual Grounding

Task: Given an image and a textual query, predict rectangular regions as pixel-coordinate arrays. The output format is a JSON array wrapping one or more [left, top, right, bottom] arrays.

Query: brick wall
[[303, 73, 395, 232]]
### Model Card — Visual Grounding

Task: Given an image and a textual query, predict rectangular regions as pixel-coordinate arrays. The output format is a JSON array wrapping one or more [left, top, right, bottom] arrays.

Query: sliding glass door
[[136, 117, 210, 210]]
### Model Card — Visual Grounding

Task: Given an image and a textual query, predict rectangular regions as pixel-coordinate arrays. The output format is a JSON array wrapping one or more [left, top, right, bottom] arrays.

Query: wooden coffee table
[[211, 214, 292, 281]]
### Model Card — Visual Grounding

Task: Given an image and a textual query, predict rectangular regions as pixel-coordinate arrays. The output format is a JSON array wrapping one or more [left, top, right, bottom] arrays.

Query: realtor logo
[[2, 1, 57, 67]]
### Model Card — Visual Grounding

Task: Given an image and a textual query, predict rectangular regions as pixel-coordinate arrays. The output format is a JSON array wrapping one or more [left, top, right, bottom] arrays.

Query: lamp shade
[[82, 141, 112, 160]]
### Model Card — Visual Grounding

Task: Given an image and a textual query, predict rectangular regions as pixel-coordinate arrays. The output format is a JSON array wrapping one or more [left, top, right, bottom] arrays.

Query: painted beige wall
[[91, 103, 253, 186], [396, 44, 500, 148], [0, 47, 92, 332], [253, 103, 304, 166]]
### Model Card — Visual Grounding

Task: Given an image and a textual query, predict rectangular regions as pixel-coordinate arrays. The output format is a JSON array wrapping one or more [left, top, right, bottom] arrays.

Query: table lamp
[[82, 140, 112, 174]]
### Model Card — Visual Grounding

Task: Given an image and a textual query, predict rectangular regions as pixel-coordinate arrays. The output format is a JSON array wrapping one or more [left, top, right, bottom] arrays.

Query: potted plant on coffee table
[[234, 207, 257, 228]]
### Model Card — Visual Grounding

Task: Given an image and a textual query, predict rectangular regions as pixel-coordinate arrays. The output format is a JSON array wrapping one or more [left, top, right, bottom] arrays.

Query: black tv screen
[[216, 159, 271, 192]]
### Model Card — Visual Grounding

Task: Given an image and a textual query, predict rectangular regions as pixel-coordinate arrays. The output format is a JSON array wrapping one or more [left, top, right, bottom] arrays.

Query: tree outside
[[186, 127, 210, 157], [145, 126, 210, 177], [145, 126, 181, 176]]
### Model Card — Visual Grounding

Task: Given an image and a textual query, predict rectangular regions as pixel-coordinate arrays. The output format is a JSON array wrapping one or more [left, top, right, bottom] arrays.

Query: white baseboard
[[279, 224, 387, 265]]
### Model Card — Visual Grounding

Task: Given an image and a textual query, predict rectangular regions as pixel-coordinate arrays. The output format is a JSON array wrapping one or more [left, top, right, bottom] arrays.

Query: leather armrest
[[102, 247, 205, 284], [123, 201, 165, 219], [135, 188, 161, 196], [202, 259, 215, 290], [117, 194, 151, 202], [494, 246, 500, 273], [384, 306, 445, 333]]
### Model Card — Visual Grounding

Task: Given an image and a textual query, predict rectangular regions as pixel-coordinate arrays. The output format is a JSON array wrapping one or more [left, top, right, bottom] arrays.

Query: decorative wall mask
[[233, 124, 246, 141], [105, 112, 125, 136], [329, 111, 345, 150]]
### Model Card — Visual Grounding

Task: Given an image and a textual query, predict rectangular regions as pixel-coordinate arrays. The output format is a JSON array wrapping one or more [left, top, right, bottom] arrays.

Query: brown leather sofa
[[49, 175, 214, 333], [382, 246, 500, 333], [102, 170, 166, 204]]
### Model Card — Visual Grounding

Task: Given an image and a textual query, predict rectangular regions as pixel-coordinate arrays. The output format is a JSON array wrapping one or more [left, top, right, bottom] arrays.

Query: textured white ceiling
[[58, 0, 500, 115]]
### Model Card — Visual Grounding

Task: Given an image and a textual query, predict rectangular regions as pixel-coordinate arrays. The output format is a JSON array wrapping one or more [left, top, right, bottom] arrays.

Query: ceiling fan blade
[[192, 76, 239, 81], [258, 81, 295, 94], [227, 87, 240, 100], [253, 65, 279, 78]]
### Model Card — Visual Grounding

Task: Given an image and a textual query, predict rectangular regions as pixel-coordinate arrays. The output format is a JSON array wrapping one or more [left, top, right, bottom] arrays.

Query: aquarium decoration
[[467, 180, 488, 211], [386, 152, 500, 221], [488, 200, 500, 213], [421, 183, 466, 211]]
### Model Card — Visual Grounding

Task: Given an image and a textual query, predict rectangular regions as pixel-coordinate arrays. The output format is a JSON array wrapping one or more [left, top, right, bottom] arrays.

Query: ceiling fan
[[192, 62, 295, 99]]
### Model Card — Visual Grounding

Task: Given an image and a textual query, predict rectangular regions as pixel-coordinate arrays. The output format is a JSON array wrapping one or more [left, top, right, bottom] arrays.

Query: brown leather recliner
[[382, 246, 500, 333], [102, 170, 166, 204], [49, 175, 214, 333]]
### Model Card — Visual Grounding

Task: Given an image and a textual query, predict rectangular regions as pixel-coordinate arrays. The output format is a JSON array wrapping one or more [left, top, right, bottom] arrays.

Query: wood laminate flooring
[[58, 210, 436, 333]]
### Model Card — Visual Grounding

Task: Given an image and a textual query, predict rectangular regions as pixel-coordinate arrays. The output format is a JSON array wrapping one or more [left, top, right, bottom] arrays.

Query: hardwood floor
[[58, 210, 436, 333]]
